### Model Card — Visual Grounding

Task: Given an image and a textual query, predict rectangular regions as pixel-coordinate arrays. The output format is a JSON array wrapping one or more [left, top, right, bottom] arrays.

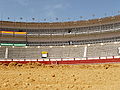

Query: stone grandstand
[[0, 15, 120, 59], [0, 42, 120, 59]]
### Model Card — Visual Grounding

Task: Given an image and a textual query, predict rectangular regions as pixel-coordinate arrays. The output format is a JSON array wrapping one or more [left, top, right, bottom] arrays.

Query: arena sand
[[0, 62, 120, 90]]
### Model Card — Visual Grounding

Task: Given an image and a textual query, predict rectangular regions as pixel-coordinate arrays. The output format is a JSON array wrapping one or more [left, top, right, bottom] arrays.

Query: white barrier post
[[118, 47, 120, 54], [83, 45, 87, 57], [5, 48, 8, 59]]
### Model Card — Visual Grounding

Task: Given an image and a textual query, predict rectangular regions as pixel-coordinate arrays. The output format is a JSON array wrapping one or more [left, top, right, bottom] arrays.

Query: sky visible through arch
[[0, 0, 120, 22]]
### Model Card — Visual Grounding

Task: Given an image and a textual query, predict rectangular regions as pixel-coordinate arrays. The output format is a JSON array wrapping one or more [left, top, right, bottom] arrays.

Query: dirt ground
[[0, 62, 120, 90]]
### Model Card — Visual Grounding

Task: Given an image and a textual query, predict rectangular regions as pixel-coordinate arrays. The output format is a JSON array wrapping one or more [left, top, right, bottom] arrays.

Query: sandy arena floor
[[0, 62, 120, 90]]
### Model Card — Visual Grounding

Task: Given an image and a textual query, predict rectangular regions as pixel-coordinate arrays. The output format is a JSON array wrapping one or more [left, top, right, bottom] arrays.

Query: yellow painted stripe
[[15, 32, 26, 34], [2, 31, 13, 34], [0, 31, 27, 34], [41, 51, 48, 54]]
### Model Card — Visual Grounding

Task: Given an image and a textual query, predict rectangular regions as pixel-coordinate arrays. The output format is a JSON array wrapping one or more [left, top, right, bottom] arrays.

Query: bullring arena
[[1, 15, 120, 89]]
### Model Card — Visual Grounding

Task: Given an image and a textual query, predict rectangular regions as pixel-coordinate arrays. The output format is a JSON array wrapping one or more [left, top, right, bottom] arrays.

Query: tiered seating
[[49, 46, 84, 58], [8, 48, 27, 59], [27, 31, 120, 43], [6, 45, 84, 59], [0, 15, 120, 35], [8, 48, 42, 59], [1, 31, 120, 46], [0, 15, 120, 48], [0, 47, 5, 58], [0, 42, 120, 59], [1, 22, 119, 35], [87, 43, 120, 57]]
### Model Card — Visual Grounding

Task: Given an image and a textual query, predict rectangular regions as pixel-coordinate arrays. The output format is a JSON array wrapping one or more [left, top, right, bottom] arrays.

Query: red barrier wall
[[0, 58, 120, 64]]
